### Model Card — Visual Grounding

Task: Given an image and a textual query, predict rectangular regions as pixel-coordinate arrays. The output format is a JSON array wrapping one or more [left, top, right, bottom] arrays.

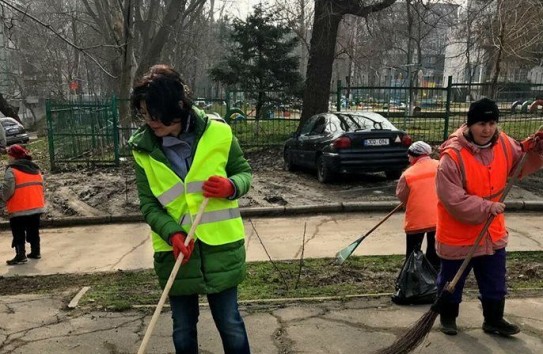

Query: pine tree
[[210, 5, 302, 119]]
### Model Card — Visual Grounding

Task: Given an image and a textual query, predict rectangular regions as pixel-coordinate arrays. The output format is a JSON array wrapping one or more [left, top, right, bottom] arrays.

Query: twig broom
[[137, 197, 209, 354], [377, 151, 528, 354]]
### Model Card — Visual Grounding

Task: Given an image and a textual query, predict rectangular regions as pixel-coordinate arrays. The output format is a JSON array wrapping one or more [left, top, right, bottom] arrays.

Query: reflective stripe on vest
[[436, 133, 513, 246], [133, 120, 245, 251], [6, 169, 45, 214], [403, 158, 439, 233]]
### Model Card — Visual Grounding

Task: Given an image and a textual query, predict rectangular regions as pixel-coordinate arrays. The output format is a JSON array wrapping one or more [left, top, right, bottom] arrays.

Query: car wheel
[[283, 150, 296, 172], [317, 156, 333, 183], [385, 170, 402, 180]]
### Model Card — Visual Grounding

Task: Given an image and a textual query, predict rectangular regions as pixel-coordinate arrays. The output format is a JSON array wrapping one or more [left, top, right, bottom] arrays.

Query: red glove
[[202, 176, 235, 198], [520, 131, 543, 153], [169, 232, 194, 265]]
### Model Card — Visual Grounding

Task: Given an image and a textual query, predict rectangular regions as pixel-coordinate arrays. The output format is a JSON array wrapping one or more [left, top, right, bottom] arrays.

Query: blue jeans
[[437, 248, 507, 304], [169, 287, 250, 354]]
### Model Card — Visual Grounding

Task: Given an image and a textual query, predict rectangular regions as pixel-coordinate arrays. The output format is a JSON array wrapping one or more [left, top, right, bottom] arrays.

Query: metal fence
[[46, 78, 543, 169], [46, 97, 120, 170], [335, 77, 543, 144]]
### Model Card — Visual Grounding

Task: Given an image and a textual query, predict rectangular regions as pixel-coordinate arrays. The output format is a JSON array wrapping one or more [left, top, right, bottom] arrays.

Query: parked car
[[283, 112, 412, 183], [1, 117, 30, 145]]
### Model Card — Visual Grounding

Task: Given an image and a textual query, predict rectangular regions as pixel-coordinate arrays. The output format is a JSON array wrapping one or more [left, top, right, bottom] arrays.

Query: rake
[[336, 202, 404, 265]]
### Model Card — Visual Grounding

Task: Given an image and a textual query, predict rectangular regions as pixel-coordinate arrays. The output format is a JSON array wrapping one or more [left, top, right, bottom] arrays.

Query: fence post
[[443, 75, 453, 141], [112, 96, 120, 166], [225, 90, 231, 121], [336, 79, 342, 112], [46, 99, 56, 171]]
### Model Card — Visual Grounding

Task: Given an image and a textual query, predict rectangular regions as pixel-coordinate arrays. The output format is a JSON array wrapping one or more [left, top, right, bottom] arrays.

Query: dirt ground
[[20, 147, 543, 219]]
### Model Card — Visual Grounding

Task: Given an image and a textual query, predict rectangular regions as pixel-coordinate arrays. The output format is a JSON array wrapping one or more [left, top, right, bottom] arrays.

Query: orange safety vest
[[403, 158, 439, 233], [6, 168, 45, 214], [436, 133, 513, 246]]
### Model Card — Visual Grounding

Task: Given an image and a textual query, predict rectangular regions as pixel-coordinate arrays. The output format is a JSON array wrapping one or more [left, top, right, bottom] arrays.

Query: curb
[[1, 200, 542, 230]]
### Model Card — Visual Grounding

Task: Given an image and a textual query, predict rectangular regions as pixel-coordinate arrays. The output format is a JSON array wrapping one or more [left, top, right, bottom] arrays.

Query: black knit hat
[[467, 98, 499, 126]]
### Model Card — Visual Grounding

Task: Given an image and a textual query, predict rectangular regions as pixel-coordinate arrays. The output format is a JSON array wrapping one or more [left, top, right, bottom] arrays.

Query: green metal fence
[[46, 97, 120, 170], [229, 118, 299, 148], [46, 79, 543, 168], [335, 77, 543, 144]]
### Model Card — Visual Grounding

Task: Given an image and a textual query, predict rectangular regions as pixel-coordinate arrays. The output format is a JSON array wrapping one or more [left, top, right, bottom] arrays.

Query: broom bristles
[[376, 307, 439, 354]]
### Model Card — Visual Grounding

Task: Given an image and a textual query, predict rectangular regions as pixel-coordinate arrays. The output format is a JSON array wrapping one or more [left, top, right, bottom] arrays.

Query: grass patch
[[0, 252, 541, 311]]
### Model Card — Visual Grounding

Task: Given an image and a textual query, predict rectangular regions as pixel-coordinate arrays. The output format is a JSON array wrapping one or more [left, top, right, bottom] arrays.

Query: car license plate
[[364, 138, 389, 146]]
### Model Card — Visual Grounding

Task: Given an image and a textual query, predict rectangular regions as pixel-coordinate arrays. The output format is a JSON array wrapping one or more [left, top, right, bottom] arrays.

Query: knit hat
[[467, 98, 499, 126], [408, 141, 432, 156], [7, 144, 30, 160]]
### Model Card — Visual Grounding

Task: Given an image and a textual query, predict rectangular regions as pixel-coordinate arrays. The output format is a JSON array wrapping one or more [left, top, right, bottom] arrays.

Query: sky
[[218, 0, 272, 19]]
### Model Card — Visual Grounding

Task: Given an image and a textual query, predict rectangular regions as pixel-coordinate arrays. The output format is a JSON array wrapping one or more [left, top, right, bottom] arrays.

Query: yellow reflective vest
[[133, 120, 245, 251]]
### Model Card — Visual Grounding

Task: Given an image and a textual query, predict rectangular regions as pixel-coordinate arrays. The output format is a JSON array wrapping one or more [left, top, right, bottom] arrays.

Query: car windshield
[[338, 114, 396, 131]]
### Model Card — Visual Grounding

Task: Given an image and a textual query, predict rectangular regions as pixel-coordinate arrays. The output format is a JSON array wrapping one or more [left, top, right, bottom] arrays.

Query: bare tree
[[274, 0, 314, 80], [485, 0, 543, 96], [300, 0, 396, 126]]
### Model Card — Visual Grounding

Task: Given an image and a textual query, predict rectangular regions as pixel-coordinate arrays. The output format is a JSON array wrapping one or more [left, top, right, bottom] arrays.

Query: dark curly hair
[[131, 64, 193, 126]]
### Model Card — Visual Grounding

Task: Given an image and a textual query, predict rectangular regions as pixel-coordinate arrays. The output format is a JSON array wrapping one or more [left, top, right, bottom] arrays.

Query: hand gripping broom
[[336, 202, 404, 264], [377, 151, 529, 354], [138, 197, 209, 354]]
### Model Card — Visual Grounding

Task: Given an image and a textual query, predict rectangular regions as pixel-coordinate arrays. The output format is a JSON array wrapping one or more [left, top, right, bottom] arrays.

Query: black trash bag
[[391, 249, 437, 305]]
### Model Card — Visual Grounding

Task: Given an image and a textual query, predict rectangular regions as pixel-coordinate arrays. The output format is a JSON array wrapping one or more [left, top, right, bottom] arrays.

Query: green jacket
[[128, 108, 252, 295]]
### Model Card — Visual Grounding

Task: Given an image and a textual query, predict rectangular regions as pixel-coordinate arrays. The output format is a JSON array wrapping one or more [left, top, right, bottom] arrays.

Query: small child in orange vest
[[395, 141, 440, 270], [2, 144, 46, 265]]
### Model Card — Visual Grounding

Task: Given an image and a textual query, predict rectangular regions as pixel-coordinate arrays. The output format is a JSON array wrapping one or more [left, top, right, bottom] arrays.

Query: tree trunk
[[299, 0, 396, 129], [119, 0, 136, 138], [300, 1, 342, 126], [490, 2, 505, 99]]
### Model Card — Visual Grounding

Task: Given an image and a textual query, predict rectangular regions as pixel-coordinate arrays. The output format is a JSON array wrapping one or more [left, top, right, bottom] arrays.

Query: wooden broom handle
[[138, 198, 209, 354]]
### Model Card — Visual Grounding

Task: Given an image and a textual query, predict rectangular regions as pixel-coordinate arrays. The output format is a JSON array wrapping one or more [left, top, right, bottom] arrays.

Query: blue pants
[[169, 287, 250, 354], [437, 248, 507, 304]]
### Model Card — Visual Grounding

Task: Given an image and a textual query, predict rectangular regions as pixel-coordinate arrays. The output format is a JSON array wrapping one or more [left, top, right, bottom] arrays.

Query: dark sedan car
[[283, 112, 412, 182], [1, 117, 30, 145]]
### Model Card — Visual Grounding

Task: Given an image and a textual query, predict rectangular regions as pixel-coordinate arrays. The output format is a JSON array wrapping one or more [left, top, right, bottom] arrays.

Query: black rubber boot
[[481, 298, 520, 336], [6, 246, 27, 265], [440, 302, 459, 335], [27, 244, 41, 259]]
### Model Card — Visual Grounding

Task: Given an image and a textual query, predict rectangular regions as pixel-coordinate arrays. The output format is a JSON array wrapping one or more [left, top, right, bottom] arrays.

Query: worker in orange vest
[[2, 144, 45, 265], [435, 98, 543, 336], [396, 141, 440, 271]]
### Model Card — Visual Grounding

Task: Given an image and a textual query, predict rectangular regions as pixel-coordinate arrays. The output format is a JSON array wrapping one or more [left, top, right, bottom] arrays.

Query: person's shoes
[[481, 298, 520, 336], [6, 254, 28, 265], [439, 301, 459, 335], [27, 252, 41, 259], [440, 317, 458, 335], [483, 319, 520, 336]]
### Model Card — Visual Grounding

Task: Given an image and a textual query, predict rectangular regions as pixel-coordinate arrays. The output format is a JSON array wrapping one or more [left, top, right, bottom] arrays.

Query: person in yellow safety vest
[[396, 141, 440, 271], [128, 64, 252, 354], [2, 144, 46, 265], [435, 98, 543, 337]]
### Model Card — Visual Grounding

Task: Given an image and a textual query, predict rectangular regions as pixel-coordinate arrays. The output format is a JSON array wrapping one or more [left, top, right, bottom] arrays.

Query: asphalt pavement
[[0, 205, 542, 353]]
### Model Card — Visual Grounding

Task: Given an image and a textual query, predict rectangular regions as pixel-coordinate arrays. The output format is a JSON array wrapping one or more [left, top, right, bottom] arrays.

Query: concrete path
[[0, 294, 541, 353], [0, 211, 542, 277], [1, 210, 542, 353]]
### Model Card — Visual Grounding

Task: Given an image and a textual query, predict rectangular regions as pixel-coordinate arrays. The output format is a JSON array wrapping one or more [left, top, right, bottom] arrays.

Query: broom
[[377, 150, 529, 354], [137, 197, 209, 354], [336, 202, 404, 264]]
